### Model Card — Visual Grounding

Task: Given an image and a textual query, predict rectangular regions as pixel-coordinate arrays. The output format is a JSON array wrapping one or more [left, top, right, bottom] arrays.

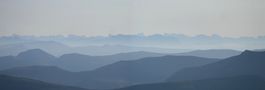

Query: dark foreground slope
[[168, 50, 265, 82], [117, 76, 265, 90], [0, 75, 88, 90]]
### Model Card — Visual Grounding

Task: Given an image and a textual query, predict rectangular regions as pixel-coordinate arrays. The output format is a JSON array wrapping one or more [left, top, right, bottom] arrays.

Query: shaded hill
[[167, 50, 265, 82], [0, 49, 56, 70], [173, 49, 241, 59], [116, 75, 265, 90], [0, 75, 88, 90]]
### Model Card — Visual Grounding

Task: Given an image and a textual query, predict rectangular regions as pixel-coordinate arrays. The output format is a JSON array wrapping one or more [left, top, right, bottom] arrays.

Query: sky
[[0, 0, 264, 37]]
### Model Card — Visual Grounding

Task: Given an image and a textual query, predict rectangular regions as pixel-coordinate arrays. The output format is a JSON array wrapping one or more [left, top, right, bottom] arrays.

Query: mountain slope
[[0, 75, 88, 90], [173, 49, 241, 59], [116, 75, 265, 90], [167, 50, 265, 82], [76, 55, 219, 89]]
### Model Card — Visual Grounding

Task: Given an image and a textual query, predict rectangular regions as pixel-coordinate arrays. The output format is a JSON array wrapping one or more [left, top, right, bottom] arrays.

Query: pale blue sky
[[0, 0, 264, 37]]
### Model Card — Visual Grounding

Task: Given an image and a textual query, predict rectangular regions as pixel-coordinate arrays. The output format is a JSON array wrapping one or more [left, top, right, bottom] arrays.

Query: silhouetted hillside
[[0, 75, 88, 90], [167, 50, 265, 82], [116, 75, 265, 90]]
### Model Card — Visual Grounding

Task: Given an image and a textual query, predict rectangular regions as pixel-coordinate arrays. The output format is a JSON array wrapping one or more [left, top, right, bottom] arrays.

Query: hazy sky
[[0, 0, 264, 37]]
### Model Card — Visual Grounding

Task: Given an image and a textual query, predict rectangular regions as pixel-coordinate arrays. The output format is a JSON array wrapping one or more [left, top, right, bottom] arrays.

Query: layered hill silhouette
[[116, 75, 265, 90], [0, 49, 164, 71], [0, 55, 218, 89], [167, 50, 265, 82], [1, 49, 262, 90], [0, 48, 238, 71], [0, 75, 89, 90]]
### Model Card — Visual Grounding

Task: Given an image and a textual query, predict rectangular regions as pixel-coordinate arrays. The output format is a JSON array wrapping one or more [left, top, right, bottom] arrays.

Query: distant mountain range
[[0, 75, 89, 90], [0, 41, 186, 56], [1, 34, 265, 55]]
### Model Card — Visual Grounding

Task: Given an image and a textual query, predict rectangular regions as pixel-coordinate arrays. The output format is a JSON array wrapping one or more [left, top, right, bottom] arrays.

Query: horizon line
[[1, 33, 265, 38]]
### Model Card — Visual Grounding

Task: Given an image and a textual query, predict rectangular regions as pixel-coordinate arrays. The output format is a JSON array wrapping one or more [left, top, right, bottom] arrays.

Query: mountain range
[[0, 49, 264, 89], [1, 34, 265, 50]]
